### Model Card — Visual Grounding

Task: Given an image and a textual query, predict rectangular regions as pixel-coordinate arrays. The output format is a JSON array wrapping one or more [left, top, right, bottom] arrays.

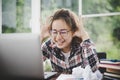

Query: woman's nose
[[55, 32, 63, 40]]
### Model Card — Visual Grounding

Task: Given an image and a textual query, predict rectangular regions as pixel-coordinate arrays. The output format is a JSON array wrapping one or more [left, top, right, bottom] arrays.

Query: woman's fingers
[[40, 24, 50, 42]]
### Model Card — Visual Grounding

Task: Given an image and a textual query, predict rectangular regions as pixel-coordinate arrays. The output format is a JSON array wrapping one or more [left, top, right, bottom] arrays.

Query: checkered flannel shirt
[[41, 39, 99, 73]]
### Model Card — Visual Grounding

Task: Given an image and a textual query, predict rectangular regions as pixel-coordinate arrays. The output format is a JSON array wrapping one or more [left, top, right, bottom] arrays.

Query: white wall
[[31, 0, 40, 33], [0, 0, 1, 33]]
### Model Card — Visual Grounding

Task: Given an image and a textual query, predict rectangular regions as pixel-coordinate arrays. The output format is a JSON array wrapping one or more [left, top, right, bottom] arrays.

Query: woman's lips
[[57, 40, 65, 45]]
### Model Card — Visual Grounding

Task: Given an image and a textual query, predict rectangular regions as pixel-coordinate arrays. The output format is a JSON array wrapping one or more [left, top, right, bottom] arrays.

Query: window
[[1, 0, 120, 59], [1, 0, 40, 33], [41, 0, 79, 23], [41, 0, 120, 59], [2, 0, 31, 33], [82, 0, 120, 59]]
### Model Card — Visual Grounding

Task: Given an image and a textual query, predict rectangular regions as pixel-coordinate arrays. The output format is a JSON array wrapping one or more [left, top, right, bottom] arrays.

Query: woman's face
[[51, 19, 74, 52]]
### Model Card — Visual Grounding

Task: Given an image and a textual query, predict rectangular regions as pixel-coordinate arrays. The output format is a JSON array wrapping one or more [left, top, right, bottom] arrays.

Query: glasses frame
[[50, 29, 71, 37]]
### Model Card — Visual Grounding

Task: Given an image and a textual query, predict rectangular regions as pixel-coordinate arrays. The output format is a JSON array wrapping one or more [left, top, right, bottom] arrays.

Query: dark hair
[[49, 8, 79, 32]]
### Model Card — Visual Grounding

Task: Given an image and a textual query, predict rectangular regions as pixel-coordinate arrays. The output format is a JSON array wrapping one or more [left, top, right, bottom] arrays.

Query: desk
[[49, 73, 61, 80], [49, 71, 74, 80]]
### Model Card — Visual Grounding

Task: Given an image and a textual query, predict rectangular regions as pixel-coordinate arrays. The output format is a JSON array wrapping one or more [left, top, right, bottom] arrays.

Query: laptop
[[0, 33, 57, 80]]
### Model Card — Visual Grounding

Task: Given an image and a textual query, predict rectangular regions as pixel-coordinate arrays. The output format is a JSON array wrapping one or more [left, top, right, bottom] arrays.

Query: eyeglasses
[[50, 29, 71, 37]]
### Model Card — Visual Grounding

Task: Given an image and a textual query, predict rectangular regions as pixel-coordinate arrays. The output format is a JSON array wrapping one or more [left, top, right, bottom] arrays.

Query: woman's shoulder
[[81, 39, 95, 47], [82, 39, 93, 43], [41, 38, 52, 48]]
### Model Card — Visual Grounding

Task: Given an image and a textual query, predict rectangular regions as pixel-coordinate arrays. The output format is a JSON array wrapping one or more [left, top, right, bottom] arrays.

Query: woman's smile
[[56, 39, 65, 46], [51, 19, 73, 51]]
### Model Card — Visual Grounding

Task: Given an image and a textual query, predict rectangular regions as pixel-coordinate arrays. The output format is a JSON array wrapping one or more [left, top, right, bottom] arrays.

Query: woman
[[41, 8, 99, 74]]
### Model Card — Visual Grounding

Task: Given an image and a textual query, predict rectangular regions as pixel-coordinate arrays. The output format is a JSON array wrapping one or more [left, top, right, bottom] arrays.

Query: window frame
[[79, 0, 120, 18], [31, 0, 41, 33], [1, 0, 120, 34], [0, 0, 1, 34]]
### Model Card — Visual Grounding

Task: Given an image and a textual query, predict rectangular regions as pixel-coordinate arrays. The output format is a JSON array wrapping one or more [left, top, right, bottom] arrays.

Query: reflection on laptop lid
[[0, 33, 57, 80]]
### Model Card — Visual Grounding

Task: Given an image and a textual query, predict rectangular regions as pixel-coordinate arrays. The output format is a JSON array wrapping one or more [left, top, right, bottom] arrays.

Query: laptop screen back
[[0, 33, 44, 80]]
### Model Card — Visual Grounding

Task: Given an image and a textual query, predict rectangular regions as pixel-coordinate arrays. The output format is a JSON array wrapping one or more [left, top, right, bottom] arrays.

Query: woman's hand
[[73, 25, 89, 41], [73, 28, 81, 38], [40, 22, 51, 43]]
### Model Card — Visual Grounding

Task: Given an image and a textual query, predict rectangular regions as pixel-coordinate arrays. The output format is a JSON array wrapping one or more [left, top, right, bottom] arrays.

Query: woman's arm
[[41, 40, 51, 61], [73, 17, 90, 41], [40, 22, 50, 43], [81, 39, 99, 72], [74, 29, 90, 41]]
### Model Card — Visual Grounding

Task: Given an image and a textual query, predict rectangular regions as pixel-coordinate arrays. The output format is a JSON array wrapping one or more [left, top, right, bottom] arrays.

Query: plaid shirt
[[41, 39, 99, 73]]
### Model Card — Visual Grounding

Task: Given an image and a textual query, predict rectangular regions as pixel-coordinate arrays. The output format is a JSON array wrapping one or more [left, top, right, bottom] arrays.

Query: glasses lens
[[60, 30, 68, 37], [51, 29, 70, 37], [51, 30, 57, 36]]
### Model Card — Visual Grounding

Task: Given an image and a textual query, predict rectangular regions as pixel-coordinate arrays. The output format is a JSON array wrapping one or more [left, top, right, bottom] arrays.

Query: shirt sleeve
[[41, 39, 52, 60], [81, 39, 99, 72]]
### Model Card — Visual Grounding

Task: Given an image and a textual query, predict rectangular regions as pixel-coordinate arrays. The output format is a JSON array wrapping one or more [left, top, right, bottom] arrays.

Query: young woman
[[41, 8, 99, 74]]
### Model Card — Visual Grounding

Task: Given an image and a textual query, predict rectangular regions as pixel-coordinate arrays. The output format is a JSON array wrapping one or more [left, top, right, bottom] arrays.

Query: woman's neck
[[62, 46, 71, 53]]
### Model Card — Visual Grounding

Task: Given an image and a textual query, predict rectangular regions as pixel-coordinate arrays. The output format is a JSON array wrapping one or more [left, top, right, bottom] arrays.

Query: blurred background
[[0, 0, 120, 62]]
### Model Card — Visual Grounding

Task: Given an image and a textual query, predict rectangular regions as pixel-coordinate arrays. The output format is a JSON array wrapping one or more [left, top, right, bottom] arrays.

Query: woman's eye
[[61, 31, 67, 34], [53, 31, 57, 34]]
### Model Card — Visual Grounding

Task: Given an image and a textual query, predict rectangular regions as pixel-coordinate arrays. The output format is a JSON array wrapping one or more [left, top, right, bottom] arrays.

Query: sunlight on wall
[[31, 0, 40, 34], [0, 0, 1, 33]]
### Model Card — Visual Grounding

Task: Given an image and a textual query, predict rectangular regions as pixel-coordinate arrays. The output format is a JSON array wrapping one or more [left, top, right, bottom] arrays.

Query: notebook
[[0, 33, 57, 80]]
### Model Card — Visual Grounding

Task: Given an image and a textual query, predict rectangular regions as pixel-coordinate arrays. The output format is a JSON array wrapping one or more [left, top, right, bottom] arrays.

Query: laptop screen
[[0, 33, 44, 80]]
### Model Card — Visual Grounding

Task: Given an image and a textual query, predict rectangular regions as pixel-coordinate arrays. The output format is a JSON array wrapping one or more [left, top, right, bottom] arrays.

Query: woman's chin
[[56, 44, 64, 49]]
